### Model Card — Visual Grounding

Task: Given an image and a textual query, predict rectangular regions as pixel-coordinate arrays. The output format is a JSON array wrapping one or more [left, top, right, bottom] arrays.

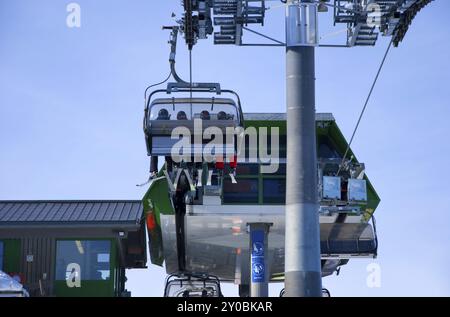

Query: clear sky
[[0, 0, 449, 297]]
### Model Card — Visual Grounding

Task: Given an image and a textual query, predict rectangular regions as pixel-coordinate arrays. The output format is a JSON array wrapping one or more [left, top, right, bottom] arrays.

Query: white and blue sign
[[252, 241, 264, 257], [251, 230, 265, 283]]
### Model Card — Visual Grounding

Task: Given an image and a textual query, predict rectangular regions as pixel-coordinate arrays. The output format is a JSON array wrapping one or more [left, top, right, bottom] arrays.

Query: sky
[[0, 0, 449, 297]]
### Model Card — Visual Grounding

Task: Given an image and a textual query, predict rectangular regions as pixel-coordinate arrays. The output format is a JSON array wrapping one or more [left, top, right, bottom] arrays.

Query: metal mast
[[284, 0, 322, 297]]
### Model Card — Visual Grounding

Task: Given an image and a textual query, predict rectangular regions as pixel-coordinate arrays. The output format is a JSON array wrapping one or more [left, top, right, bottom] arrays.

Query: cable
[[242, 26, 285, 45], [337, 39, 393, 175], [189, 50, 193, 99], [189, 50, 193, 118], [143, 70, 172, 134], [144, 71, 172, 101]]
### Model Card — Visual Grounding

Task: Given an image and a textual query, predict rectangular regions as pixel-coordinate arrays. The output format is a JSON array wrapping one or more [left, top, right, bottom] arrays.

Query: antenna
[[177, 0, 434, 297]]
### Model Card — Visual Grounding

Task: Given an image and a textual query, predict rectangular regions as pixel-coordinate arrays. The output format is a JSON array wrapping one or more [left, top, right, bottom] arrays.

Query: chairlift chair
[[144, 82, 245, 171], [163, 272, 223, 297]]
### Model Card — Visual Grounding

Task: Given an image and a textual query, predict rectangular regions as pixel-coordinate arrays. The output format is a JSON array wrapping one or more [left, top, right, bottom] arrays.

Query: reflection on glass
[[150, 103, 238, 121]]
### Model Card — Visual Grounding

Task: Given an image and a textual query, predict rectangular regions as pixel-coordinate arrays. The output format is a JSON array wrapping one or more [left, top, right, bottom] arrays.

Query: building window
[[223, 178, 259, 204], [55, 240, 111, 281], [263, 179, 286, 204], [0, 241, 4, 271]]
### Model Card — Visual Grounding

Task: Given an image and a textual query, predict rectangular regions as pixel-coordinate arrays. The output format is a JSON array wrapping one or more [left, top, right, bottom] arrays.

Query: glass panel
[[0, 241, 4, 271], [223, 178, 259, 204], [150, 103, 192, 120], [261, 163, 286, 176], [150, 102, 238, 122], [192, 103, 237, 121], [348, 179, 367, 201], [263, 179, 286, 204], [55, 240, 111, 281], [323, 176, 341, 199], [236, 164, 259, 175]]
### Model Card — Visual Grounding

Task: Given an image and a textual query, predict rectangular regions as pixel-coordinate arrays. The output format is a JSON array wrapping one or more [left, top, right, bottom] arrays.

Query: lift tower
[[285, 0, 322, 297]]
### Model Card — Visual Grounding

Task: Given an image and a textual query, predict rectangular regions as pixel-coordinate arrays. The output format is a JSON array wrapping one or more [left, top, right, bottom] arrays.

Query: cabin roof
[[0, 200, 143, 227]]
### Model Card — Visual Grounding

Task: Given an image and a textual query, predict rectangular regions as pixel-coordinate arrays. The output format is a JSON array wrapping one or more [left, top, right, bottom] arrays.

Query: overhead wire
[[337, 38, 394, 175], [189, 49, 193, 114]]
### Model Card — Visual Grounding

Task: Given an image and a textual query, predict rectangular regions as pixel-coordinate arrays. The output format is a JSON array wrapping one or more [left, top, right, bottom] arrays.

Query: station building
[[0, 201, 147, 297]]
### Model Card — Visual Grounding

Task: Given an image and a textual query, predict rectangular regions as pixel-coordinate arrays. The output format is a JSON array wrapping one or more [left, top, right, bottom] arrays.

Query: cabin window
[[223, 163, 287, 205], [223, 178, 259, 204], [55, 240, 111, 281], [261, 163, 286, 176], [236, 164, 259, 175], [0, 241, 4, 271], [263, 179, 286, 204]]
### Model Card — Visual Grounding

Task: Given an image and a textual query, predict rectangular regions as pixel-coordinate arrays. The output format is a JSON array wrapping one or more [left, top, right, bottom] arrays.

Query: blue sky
[[0, 0, 449, 296]]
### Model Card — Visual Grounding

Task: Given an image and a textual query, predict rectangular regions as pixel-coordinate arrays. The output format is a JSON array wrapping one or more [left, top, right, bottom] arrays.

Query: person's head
[[217, 111, 227, 120], [200, 110, 211, 120], [177, 111, 187, 120], [157, 108, 170, 120]]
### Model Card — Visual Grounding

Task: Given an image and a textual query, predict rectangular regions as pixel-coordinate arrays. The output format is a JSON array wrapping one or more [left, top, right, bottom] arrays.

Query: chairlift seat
[[320, 223, 377, 257], [145, 96, 244, 158], [163, 273, 222, 297]]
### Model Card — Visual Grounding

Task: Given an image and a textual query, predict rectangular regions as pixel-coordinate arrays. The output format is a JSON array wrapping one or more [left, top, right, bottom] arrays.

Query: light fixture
[[75, 241, 84, 255]]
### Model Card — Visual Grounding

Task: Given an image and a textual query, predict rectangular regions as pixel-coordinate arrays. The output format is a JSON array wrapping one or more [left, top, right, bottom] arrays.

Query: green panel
[[2, 239, 21, 272], [143, 177, 174, 218], [245, 120, 287, 135], [54, 280, 114, 297], [142, 176, 170, 266]]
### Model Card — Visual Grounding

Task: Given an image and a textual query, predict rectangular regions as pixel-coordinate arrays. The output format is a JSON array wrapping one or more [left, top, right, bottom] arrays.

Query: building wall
[[0, 222, 145, 297], [1, 236, 121, 297], [19, 237, 56, 297]]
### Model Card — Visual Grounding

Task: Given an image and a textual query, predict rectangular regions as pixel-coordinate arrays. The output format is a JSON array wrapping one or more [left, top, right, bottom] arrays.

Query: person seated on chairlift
[[177, 111, 188, 120], [217, 111, 228, 120], [157, 108, 170, 120], [200, 110, 211, 120]]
